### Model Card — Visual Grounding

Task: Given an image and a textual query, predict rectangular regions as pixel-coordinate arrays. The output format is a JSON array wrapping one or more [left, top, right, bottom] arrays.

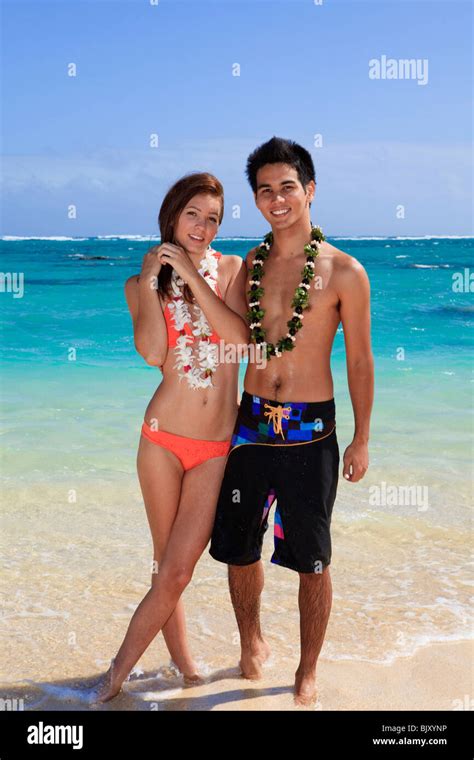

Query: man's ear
[[306, 179, 316, 204]]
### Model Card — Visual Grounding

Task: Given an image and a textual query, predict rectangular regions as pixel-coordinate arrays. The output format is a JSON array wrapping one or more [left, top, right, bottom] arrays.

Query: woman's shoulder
[[216, 253, 246, 285], [125, 273, 140, 287], [124, 274, 140, 301], [124, 274, 166, 309], [214, 251, 245, 269]]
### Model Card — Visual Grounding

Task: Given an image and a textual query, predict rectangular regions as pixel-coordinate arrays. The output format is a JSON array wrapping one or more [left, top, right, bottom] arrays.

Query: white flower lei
[[166, 246, 220, 389]]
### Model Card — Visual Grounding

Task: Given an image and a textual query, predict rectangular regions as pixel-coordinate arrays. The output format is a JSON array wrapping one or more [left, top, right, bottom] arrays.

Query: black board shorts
[[209, 390, 340, 574]]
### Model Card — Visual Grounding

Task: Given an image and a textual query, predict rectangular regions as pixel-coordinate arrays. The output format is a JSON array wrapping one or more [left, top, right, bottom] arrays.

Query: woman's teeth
[[189, 234, 204, 241]]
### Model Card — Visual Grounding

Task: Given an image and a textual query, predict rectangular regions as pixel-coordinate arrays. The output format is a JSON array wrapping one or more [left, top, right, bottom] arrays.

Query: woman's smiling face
[[174, 193, 222, 254]]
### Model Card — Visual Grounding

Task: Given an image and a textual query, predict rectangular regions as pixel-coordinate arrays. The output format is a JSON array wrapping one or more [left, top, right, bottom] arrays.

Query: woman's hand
[[158, 243, 199, 286], [141, 245, 164, 278]]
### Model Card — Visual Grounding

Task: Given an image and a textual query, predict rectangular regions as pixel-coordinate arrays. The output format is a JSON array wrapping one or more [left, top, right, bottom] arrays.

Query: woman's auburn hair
[[157, 172, 224, 303]]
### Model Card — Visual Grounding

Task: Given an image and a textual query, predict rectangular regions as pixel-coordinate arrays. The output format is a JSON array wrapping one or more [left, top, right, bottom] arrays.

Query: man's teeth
[[271, 209, 290, 216]]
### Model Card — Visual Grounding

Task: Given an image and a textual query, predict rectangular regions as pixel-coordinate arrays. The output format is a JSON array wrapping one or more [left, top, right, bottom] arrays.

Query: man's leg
[[269, 416, 339, 705], [295, 566, 332, 705], [228, 561, 271, 679]]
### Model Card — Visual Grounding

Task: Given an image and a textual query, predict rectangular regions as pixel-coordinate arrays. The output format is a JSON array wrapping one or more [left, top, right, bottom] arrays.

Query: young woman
[[95, 172, 249, 702]]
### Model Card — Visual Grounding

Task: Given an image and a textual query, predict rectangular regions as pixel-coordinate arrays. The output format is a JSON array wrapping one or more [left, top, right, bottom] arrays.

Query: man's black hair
[[245, 136, 316, 194]]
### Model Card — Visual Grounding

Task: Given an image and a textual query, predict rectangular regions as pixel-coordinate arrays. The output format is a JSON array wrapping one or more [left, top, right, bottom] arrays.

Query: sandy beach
[[1, 640, 471, 712], [1, 466, 472, 713]]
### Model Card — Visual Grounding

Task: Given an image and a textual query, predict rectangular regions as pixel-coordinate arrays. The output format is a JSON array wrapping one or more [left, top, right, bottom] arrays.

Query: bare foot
[[93, 660, 124, 704], [294, 669, 317, 707], [168, 658, 205, 685], [183, 672, 205, 686], [239, 638, 271, 680]]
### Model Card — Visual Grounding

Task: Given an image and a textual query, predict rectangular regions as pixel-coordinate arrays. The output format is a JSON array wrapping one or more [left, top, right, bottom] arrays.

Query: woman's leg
[[137, 435, 198, 678], [96, 453, 227, 702]]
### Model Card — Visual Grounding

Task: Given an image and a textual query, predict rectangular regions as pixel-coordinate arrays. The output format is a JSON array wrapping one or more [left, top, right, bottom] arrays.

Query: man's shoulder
[[240, 247, 260, 271], [319, 243, 369, 299], [320, 241, 367, 276]]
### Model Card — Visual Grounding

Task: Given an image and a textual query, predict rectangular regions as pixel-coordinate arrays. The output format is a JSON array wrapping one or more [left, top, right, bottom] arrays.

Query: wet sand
[[2, 640, 471, 712]]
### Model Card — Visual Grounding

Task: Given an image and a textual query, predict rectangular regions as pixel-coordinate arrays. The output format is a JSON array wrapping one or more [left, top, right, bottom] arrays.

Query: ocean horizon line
[[2, 234, 473, 242]]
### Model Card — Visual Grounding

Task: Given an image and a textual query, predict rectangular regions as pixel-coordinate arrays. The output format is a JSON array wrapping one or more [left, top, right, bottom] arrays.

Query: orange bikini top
[[163, 250, 223, 349]]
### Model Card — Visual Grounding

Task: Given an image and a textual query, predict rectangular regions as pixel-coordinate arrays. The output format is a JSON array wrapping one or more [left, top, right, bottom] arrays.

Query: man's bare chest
[[253, 257, 338, 323]]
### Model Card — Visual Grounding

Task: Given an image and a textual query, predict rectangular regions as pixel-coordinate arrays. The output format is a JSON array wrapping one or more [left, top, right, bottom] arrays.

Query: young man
[[209, 136, 374, 706]]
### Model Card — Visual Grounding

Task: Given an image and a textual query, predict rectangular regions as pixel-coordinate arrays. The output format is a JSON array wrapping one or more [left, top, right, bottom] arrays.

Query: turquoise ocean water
[[1, 235, 472, 486], [0, 236, 472, 688]]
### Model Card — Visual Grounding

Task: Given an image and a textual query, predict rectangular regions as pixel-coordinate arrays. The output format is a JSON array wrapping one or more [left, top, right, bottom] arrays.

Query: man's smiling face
[[254, 163, 315, 229]]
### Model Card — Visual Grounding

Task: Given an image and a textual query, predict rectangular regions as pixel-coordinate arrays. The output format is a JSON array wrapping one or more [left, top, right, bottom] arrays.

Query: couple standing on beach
[[95, 136, 374, 706]]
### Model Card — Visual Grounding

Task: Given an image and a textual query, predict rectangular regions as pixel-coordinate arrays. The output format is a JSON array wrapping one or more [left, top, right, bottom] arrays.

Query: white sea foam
[[1, 236, 89, 241], [96, 235, 160, 241], [22, 680, 98, 705], [331, 235, 473, 241], [323, 630, 472, 665], [136, 688, 183, 700]]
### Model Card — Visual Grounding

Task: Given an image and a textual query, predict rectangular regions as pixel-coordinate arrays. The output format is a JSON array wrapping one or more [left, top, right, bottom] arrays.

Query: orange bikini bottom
[[141, 421, 231, 471]]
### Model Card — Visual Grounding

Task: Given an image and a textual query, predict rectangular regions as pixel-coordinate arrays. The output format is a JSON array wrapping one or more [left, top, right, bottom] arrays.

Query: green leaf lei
[[246, 225, 326, 359]]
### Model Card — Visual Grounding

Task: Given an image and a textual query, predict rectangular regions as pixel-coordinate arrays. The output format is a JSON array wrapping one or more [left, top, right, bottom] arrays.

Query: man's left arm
[[338, 259, 374, 482]]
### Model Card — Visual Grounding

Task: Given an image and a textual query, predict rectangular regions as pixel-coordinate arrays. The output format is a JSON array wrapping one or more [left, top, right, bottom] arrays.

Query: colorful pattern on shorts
[[231, 391, 336, 446]]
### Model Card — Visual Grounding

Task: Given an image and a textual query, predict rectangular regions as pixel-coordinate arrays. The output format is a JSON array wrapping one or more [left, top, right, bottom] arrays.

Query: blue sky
[[1, 0, 472, 236]]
